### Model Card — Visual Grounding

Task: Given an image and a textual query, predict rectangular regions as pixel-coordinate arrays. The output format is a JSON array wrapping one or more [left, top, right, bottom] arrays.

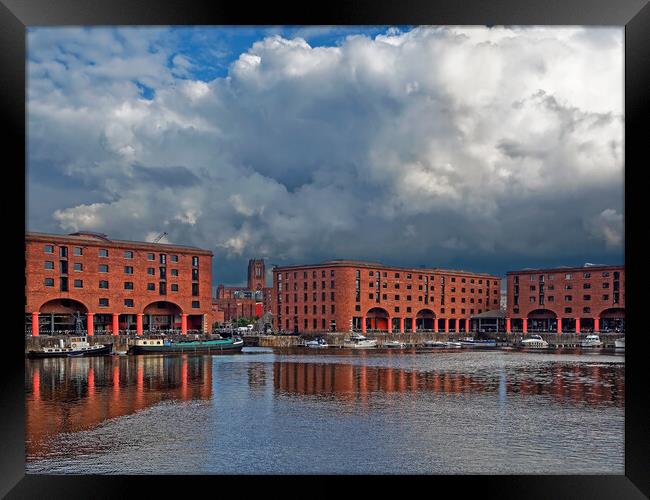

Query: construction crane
[[152, 232, 168, 243]]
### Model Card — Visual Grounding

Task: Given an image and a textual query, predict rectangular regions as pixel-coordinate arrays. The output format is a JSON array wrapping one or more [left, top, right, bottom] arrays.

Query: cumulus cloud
[[27, 26, 624, 284]]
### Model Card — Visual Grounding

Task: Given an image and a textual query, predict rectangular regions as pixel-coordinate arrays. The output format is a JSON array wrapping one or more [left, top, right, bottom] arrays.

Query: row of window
[[528, 294, 617, 303], [526, 282, 612, 291], [278, 269, 496, 286], [515, 271, 621, 282], [287, 305, 337, 314], [43, 278, 199, 295], [43, 245, 200, 266], [43, 261, 199, 281], [93, 298, 201, 308]]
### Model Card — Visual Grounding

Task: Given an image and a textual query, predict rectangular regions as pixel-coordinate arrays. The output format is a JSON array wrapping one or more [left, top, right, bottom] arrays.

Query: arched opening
[[32, 298, 89, 335], [600, 307, 625, 333], [415, 309, 436, 331], [526, 309, 557, 333], [366, 307, 389, 332], [143, 301, 183, 333]]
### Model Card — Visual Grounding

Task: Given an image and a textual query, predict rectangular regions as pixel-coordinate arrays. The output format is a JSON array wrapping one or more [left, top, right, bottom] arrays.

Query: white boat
[[581, 334, 603, 348], [614, 338, 625, 349], [459, 338, 497, 348], [445, 341, 462, 348], [384, 340, 406, 349], [305, 338, 329, 348], [423, 340, 447, 348], [520, 334, 549, 349], [343, 333, 378, 349]]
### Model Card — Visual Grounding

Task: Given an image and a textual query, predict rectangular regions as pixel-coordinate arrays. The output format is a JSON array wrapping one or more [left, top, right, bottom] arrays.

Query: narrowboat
[[129, 336, 244, 354]]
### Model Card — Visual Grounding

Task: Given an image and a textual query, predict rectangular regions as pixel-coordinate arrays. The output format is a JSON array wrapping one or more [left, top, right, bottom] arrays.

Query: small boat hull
[[27, 343, 113, 358], [614, 339, 625, 349]]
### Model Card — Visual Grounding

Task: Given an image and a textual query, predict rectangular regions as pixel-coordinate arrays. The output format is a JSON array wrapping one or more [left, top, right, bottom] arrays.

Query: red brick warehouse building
[[505, 264, 624, 333], [272, 260, 501, 334], [25, 231, 213, 336]]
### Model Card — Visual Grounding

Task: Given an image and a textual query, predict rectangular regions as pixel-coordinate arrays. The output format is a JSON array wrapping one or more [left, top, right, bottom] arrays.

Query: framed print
[[1, 0, 648, 497]]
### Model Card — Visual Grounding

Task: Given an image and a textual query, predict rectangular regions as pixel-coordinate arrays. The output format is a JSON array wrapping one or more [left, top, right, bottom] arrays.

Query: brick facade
[[25, 231, 213, 336], [505, 265, 624, 333], [272, 260, 501, 334]]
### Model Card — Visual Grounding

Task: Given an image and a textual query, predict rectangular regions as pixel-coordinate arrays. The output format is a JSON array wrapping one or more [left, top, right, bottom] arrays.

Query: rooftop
[[26, 231, 213, 255], [273, 259, 500, 278], [506, 263, 624, 275]]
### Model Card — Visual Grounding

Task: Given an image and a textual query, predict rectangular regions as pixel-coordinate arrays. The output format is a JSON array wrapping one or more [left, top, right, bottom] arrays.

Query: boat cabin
[[134, 338, 165, 346]]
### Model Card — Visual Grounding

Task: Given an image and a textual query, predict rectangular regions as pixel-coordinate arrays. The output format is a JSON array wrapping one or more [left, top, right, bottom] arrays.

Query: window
[[530, 285, 536, 291], [159, 282, 167, 295], [603, 294, 609, 300], [44, 261, 54, 269], [529, 297, 536, 303], [124, 299, 134, 307], [99, 280, 109, 289], [124, 250, 134, 259], [406, 295, 412, 301], [44, 245, 54, 253], [583, 307, 591, 313], [160, 254, 166, 264], [160, 267, 167, 279], [369, 271, 374, 276], [583, 295, 591, 301], [171, 269, 178, 277], [565, 273, 572, 280], [147, 283, 155, 291], [548, 296, 554, 302], [565, 295, 572, 301], [602, 272, 610, 277], [369, 293, 374, 299], [73, 247, 83, 256], [171, 255, 178, 262], [99, 249, 108, 257], [147, 253, 155, 260], [191, 301, 199, 308], [192, 268, 199, 281], [331, 304, 335, 314], [583, 283, 591, 289], [59, 246, 68, 257], [603, 282, 610, 288], [170, 284, 178, 292], [355, 305, 361, 311], [382, 294, 387, 300], [192, 283, 199, 296], [124, 282, 134, 290], [395, 295, 400, 300], [44, 278, 54, 287], [192, 256, 199, 267], [99, 264, 108, 273], [369, 282, 374, 288], [395, 306, 400, 313], [564, 307, 572, 313], [147, 268, 155, 275], [124, 266, 133, 274], [74, 262, 83, 271], [584, 272, 591, 279], [99, 298, 109, 307]]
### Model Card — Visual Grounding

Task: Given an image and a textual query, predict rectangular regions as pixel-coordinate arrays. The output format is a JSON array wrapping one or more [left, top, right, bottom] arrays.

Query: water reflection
[[26, 355, 212, 458], [272, 360, 624, 407]]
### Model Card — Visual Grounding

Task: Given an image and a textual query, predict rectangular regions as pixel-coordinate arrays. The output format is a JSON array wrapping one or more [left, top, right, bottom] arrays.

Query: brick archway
[[366, 307, 389, 331]]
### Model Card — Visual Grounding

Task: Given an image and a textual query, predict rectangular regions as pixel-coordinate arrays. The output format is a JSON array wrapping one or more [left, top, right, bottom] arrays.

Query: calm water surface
[[25, 347, 624, 474]]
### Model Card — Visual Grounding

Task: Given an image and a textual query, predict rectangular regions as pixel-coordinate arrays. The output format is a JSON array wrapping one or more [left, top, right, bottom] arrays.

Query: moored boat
[[129, 336, 244, 354], [27, 337, 112, 358], [423, 340, 447, 348], [384, 340, 406, 349], [305, 337, 329, 348], [459, 338, 497, 348], [614, 337, 625, 349], [445, 341, 462, 348], [580, 334, 603, 348], [520, 334, 549, 349], [343, 333, 377, 349]]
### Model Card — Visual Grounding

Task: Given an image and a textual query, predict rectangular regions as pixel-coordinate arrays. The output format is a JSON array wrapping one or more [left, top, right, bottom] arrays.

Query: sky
[[26, 26, 624, 289]]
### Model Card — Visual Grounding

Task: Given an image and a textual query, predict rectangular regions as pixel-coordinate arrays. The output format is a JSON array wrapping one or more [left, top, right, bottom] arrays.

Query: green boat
[[129, 336, 244, 354]]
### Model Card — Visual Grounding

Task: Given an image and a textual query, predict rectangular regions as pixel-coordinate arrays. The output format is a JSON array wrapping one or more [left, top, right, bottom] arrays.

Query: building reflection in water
[[26, 355, 213, 458], [272, 360, 624, 408]]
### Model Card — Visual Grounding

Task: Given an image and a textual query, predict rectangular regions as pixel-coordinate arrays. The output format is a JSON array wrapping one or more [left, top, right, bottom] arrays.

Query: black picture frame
[[1, 0, 648, 497]]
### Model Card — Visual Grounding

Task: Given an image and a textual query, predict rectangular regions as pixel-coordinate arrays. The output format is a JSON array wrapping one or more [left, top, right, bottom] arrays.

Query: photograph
[[21, 24, 628, 476]]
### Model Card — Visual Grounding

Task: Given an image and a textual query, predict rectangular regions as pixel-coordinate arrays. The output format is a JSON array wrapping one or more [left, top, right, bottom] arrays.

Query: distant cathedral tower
[[247, 259, 266, 291]]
